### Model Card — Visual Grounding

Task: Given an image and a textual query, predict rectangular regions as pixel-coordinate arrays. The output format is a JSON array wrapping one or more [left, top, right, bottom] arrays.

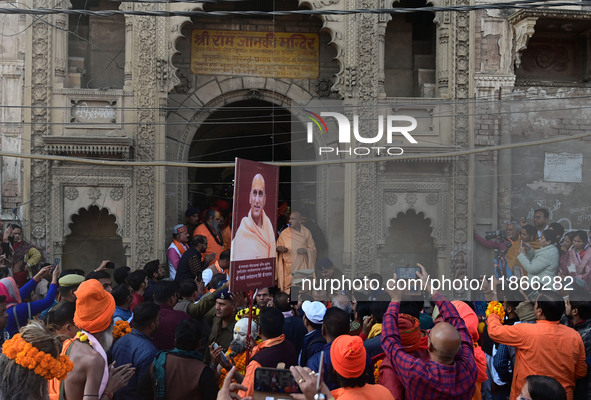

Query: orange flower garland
[[373, 358, 383, 383], [2, 334, 74, 381], [218, 349, 248, 388], [485, 301, 506, 321], [113, 320, 132, 340]]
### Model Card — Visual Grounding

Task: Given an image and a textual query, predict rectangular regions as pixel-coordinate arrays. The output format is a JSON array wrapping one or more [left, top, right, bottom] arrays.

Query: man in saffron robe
[[232, 174, 276, 260], [194, 209, 224, 266], [276, 211, 316, 293]]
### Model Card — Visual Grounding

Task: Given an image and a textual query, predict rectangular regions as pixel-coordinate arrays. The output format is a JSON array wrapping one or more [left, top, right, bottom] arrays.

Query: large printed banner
[[230, 158, 279, 292], [190, 29, 319, 79]]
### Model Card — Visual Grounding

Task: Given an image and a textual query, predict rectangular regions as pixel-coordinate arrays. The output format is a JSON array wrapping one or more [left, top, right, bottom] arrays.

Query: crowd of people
[[0, 206, 589, 400]]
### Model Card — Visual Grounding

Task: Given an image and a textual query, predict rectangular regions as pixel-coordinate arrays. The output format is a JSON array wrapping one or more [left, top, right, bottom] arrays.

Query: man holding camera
[[474, 221, 521, 275]]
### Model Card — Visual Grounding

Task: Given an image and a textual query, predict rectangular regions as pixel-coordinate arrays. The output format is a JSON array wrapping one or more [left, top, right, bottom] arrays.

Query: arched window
[[67, 0, 125, 89], [384, 0, 436, 97]]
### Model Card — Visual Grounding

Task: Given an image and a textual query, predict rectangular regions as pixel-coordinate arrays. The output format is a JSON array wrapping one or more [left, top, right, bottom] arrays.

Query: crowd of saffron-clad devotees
[[1, 204, 591, 400]]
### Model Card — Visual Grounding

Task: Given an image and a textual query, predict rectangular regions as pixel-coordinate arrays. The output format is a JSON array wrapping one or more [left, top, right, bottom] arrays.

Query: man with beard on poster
[[232, 174, 276, 261]]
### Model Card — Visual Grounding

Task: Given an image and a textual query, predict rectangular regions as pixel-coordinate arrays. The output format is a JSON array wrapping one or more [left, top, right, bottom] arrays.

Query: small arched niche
[[382, 209, 436, 271], [62, 205, 126, 273]]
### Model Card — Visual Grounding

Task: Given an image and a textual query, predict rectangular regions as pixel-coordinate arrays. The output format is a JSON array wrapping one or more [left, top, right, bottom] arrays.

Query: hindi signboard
[[230, 158, 279, 292], [544, 152, 583, 183], [190, 29, 319, 79]]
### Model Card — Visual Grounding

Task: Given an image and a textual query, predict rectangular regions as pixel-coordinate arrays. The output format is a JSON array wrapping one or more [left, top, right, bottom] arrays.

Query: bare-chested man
[[49, 279, 134, 400]]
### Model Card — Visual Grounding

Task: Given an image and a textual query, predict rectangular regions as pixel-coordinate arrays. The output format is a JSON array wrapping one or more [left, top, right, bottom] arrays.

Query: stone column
[[450, 3, 473, 289], [130, 5, 166, 266]]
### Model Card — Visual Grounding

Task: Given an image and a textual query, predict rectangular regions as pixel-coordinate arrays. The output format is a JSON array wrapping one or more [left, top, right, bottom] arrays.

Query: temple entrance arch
[[62, 205, 125, 273], [176, 95, 318, 233], [187, 98, 296, 207]]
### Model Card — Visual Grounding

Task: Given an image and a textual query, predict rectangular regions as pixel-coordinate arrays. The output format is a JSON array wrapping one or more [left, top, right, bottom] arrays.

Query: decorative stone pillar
[[450, 3, 472, 289], [130, 6, 165, 266], [350, 0, 381, 277], [26, 0, 54, 255]]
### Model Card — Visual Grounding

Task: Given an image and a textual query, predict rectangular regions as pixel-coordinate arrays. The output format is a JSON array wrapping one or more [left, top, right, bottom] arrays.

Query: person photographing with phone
[[0, 264, 60, 336], [381, 264, 478, 400]]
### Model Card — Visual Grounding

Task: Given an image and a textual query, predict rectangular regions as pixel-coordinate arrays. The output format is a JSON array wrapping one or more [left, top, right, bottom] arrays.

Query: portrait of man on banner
[[231, 172, 277, 261], [230, 159, 279, 293]]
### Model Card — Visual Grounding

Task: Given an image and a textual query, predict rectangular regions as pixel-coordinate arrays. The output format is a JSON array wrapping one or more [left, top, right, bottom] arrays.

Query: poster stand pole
[[245, 289, 254, 364]]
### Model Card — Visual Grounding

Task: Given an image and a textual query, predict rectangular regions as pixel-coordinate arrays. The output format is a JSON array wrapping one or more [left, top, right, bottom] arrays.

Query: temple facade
[[2, 0, 591, 283]]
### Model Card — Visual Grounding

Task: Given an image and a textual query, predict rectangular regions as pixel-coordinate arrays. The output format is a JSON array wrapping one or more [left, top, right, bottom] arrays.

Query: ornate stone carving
[[64, 187, 79, 201], [315, 78, 332, 97], [110, 187, 124, 201], [377, 181, 451, 272], [88, 187, 102, 204], [341, 67, 357, 97], [405, 193, 418, 208], [450, 2, 472, 287], [156, 58, 168, 83], [51, 169, 132, 246], [426, 192, 439, 206], [133, 9, 159, 266], [248, 89, 262, 100], [170, 68, 191, 94], [29, 0, 52, 256], [385, 192, 397, 206], [512, 17, 538, 69]]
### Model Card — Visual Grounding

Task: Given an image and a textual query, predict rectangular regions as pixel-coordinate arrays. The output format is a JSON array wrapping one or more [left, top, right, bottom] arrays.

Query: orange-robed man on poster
[[231, 174, 276, 261]]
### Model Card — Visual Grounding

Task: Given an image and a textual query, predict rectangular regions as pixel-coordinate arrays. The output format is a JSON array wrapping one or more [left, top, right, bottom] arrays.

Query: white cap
[[301, 301, 327, 325]]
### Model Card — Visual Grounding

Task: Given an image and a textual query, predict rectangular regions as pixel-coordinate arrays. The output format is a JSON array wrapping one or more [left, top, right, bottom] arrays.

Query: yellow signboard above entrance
[[190, 29, 319, 79]]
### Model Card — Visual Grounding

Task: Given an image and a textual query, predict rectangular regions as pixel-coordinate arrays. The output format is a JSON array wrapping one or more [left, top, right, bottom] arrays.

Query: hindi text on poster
[[190, 30, 319, 79]]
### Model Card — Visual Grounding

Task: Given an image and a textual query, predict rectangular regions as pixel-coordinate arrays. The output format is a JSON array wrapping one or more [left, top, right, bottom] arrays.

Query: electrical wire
[[3, 92, 591, 112], [0, 131, 588, 167], [0, 0, 590, 17]]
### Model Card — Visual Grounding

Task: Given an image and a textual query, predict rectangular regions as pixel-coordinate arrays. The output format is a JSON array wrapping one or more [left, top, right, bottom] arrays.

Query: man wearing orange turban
[[49, 279, 134, 400], [329, 335, 394, 400]]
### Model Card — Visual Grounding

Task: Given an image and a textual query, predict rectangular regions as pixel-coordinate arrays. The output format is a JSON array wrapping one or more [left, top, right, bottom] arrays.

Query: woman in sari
[[9, 225, 42, 287]]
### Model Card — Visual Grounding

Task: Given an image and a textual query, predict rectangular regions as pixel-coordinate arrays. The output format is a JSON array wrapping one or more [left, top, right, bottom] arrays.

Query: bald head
[[331, 294, 352, 315], [288, 211, 302, 231], [249, 174, 266, 226], [428, 321, 461, 365]]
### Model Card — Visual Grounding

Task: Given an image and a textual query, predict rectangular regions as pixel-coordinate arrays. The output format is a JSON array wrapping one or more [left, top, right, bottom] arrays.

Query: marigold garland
[[373, 358, 383, 383], [235, 307, 260, 322], [113, 320, 132, 340], [485, 301, 506, 321], [75, 331, 91, 347], [1, 334, 74, 381], [218, 349, 248, 388]]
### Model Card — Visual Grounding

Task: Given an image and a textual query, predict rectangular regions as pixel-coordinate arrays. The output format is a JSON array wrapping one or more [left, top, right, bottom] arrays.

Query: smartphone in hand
[[51, 257, 61, 274]]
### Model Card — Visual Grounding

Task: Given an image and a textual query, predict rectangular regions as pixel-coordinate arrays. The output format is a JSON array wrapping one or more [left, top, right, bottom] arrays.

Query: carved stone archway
[[165, 85, 333, 240], [50, 167, 133, 267], [377, 179, 451, 277], [381, 209, 436, 274], [62, 205, 126, 273]]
